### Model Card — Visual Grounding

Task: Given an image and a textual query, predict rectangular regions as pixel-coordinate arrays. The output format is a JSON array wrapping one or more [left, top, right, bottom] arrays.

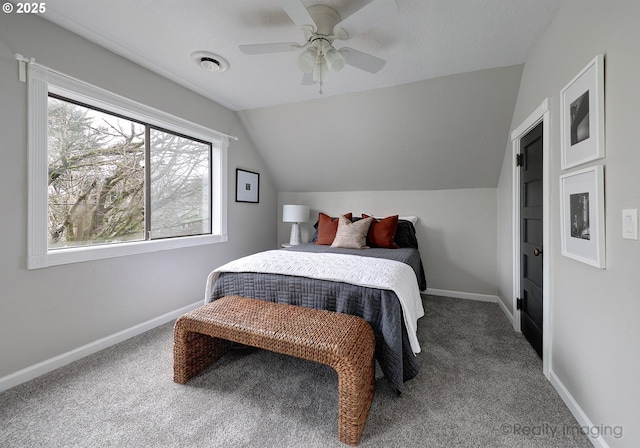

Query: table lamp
[[283, 204, 310, 245]]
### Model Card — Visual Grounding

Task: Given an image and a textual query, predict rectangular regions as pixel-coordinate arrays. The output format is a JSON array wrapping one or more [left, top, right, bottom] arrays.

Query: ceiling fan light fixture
[[325, 47, 345, 72], [312, 56, 328, 81], [297, 48, 317, 73], [238, 0, 394, 95]]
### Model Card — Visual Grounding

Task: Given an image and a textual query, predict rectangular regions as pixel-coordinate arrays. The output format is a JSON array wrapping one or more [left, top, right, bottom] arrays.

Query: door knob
[[533, 247, 542, 256]]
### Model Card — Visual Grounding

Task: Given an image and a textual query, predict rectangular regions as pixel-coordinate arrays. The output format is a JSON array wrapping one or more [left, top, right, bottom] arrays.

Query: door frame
[[511, 98, 551, 378]]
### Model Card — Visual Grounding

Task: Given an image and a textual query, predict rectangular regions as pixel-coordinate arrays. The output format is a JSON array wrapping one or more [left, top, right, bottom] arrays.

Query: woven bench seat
[[173, 295, 376, 446]]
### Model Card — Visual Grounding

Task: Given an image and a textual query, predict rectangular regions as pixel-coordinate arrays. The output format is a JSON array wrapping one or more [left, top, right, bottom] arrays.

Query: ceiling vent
[[191, 51, 229, 73]]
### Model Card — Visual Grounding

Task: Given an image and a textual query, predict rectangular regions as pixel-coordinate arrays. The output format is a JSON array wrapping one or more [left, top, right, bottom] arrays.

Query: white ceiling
[[41, 0, 560, 111]]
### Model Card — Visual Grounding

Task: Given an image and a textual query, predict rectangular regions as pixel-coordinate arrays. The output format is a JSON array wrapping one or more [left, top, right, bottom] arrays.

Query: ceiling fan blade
[[341, 47, 386, 74], [239, 42, 300, 55], [301, 72, 316, 86], [335, 0, 398, 40], [280, 0, 316, 30]]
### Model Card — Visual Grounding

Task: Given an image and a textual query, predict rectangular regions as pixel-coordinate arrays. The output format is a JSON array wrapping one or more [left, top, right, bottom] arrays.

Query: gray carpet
[[0, 295, 591, 448]]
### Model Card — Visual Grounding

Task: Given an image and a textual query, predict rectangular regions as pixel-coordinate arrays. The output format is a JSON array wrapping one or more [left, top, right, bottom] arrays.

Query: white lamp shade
[[283, 205, 309, 223], [325, 48, 345, 71], [297, 48, 316, 73]]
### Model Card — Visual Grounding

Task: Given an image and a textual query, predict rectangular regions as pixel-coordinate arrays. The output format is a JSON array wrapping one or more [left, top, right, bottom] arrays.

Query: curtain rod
[[15, 53, 239, 141]]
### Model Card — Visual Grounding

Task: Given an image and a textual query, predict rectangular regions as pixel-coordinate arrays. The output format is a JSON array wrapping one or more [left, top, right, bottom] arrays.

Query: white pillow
[[398, 216, 418, 225], [331, 215, 373, 249]]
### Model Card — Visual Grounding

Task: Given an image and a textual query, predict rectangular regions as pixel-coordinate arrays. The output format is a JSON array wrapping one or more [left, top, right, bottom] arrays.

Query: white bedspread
[[205, 250, 424, 354]]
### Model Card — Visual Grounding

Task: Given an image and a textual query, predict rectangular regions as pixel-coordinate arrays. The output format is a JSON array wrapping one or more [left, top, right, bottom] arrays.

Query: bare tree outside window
[[47, 96, 212, 249], [48, 97, 145, 248], [150, 129, 211, 238]]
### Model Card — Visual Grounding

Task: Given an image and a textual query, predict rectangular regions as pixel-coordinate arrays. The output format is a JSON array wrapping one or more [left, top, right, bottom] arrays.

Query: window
[[47, 96, 213, 247], [27, 64, 228, 269]]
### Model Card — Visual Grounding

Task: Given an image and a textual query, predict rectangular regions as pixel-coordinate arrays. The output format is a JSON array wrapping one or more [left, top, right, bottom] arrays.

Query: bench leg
[[336, 359, 375, 446], [173, 326, 231, 384]]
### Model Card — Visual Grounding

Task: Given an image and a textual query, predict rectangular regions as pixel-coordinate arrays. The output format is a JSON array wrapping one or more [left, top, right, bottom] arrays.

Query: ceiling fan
[[239, 0, 398, 94]]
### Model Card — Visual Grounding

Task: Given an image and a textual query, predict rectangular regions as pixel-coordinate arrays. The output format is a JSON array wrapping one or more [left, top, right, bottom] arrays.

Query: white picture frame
[[559, 165, 605, 268], [560, 54, 605, 170]]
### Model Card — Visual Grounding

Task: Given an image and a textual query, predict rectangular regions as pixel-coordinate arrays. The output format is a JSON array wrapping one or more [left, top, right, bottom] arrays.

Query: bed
[[204, 214, 427, 394]]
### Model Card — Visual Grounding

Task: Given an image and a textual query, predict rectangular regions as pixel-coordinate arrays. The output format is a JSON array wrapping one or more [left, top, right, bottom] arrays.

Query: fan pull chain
[[319, 80, 324, 95]]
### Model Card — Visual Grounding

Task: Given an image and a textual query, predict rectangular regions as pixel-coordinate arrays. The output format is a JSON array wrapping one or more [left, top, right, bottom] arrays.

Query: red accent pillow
[[362, 214, 399, 248], [315, 212, 352, 245]]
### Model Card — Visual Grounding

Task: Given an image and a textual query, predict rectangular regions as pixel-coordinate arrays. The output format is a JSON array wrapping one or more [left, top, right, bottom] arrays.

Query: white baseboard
[[549, 369, 608, 448], [425, 288, 499, 303], [0, 300, 202, 393], [425, 289, 517, 330], [496, 294, 516, 329]]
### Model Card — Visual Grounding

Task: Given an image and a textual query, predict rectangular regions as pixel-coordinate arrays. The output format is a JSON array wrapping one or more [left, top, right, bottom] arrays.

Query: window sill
[[27, 234, 228, 270]]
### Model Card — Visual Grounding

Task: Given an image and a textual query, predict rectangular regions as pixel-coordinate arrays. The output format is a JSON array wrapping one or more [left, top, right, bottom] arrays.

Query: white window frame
[[27, 63, 228, 269]]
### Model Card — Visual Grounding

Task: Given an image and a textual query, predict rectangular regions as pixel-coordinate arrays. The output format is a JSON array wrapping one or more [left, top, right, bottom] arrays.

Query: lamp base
[[289, 223, 302, 245]]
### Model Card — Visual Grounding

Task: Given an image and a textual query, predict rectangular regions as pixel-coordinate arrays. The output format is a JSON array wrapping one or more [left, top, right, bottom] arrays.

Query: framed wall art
[[235, 168, 259, 203], [559, 165, 605, 268], [560, 54, 605, 170]]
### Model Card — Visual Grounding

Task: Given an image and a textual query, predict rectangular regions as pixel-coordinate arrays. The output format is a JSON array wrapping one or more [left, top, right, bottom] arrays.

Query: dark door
[[519, 122, 543, 357]]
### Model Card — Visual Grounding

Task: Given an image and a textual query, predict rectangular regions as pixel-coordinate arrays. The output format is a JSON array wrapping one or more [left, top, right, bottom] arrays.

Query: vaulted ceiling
[[239, 64, 524, 191], [41, 0, 560, 191]]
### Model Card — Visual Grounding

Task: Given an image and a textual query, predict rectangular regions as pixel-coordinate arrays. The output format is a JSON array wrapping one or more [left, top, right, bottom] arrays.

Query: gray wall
[[267, 64, 523, 302], [279, 189, 498, 297], [239, 64, 523, 192], [496, 1, 640, 446], [0, 14, 278, 379]]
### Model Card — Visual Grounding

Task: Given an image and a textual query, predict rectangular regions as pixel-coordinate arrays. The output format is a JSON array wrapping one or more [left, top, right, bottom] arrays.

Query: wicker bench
[[173, 295, 376, 446]]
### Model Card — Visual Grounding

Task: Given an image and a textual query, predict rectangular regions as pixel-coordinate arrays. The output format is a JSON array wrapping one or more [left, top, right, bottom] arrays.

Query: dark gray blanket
[[208, 244, 427, 393]]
